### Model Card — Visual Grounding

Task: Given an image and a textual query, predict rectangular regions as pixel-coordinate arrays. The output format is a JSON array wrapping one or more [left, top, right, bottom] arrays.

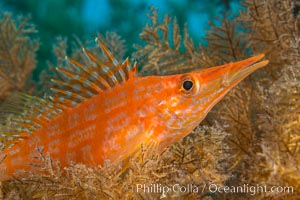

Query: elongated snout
[[197, 54, 268, 88], [189, 54, 269, 119]]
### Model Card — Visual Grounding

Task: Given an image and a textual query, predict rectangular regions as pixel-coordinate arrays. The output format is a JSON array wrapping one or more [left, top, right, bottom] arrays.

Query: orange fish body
[[0, 40, 269, 181]]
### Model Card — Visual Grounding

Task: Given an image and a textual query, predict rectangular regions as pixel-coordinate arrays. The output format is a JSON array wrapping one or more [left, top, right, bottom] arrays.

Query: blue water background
[[1, 0, 242, 78]]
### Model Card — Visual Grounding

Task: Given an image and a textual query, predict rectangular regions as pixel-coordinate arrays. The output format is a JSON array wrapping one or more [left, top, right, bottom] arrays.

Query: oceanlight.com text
[[208, 183, 293, 196], [135, 183, 294, 196]]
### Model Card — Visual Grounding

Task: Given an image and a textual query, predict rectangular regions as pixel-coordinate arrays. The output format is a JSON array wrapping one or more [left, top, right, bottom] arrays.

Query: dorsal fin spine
[[95, 38, 128, 85], [122, 58, 130, 80], [66, 57, 111, 90], [51, 79, 95, 98], [115, 57, 129, 82], [54, 96, 78, 107], [51, 87, 85, 103], [56, 67, 106, 91], [83, 48, 119, 86], [96, 37, 119, 66], [128, 62, 137, 79]]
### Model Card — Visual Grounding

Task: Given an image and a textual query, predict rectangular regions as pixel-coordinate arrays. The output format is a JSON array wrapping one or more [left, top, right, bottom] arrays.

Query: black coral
[[133, 7, 200, 76], [0, 13, 38, 100]]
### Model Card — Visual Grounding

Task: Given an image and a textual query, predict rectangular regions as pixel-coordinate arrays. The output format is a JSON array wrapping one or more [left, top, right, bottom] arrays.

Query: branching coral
[[238, 0, 299, 78], [202, 14, 247, 66], [255, 62, 300, 198], [202, 0, 300, 199], [0, 13, 38, 101], [133, 7, 202, 76]]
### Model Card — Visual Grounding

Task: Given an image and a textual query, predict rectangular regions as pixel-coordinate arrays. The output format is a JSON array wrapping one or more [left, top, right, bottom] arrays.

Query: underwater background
[[1, 0, 240, 80], [0, 0, 300, 199]]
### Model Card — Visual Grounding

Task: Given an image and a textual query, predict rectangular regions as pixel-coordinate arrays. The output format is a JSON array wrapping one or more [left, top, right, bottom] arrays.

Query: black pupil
[[183, 80, 193, 91]]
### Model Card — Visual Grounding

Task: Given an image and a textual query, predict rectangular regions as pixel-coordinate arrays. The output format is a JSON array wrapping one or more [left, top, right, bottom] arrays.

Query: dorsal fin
[[50, 38, 136, 107], [0, 92, 65, 149]]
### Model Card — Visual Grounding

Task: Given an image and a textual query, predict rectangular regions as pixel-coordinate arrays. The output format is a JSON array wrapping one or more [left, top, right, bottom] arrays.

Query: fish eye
[[183, 80, 193, 91], [179, 75, 198, 96]]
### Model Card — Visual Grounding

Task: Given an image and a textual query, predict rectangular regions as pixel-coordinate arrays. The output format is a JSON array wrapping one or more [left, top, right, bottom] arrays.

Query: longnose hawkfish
[[0, 39, 269, 181]]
